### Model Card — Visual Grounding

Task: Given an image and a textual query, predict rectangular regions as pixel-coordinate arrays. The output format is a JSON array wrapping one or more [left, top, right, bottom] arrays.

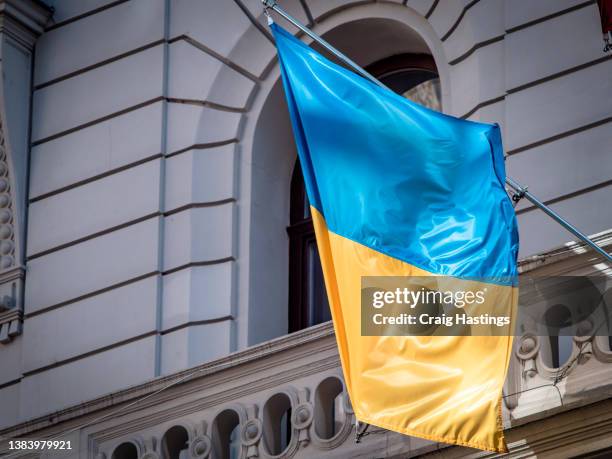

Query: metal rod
[[262, 0, 612, 264], [262, 0, 389, 90], [505, 177, 612, 262]]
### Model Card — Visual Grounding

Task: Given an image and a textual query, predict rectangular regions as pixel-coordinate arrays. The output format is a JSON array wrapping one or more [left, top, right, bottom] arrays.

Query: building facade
[[0, 0, 611, 457]]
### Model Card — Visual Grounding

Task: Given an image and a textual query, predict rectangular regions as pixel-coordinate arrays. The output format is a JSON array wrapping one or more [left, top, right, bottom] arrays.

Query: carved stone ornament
[[242, 405, 262, 459], [140, 436, 160, 459], [516, 333, 540, 378], [0, 0, 50, 344], [190, 434, 212, 458]]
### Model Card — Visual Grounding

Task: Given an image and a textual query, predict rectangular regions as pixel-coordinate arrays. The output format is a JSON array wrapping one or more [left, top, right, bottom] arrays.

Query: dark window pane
[[307, 241, 331, 326]]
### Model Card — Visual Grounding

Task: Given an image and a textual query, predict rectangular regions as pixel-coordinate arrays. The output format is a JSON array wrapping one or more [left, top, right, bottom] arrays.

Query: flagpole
[[261, 0, 612, 264]]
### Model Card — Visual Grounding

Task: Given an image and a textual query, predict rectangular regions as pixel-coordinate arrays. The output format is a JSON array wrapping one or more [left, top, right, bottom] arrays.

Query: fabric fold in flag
[[271, 24, 519, 453]]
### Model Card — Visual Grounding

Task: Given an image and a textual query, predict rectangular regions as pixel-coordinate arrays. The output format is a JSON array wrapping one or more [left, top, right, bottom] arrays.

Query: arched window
[[287, 53, 441, 332]]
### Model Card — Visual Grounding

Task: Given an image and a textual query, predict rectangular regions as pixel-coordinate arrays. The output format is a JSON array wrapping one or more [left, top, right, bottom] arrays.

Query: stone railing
[[502, 231, 612, 425], [0, 320, 438, 458], [2, 232, 612, 458]]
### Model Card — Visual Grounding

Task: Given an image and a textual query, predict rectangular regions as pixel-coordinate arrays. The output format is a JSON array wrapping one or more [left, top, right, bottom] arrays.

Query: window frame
[[287, 53, 440, 333]]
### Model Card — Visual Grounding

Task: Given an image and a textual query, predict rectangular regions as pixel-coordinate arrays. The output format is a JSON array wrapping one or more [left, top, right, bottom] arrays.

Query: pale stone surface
[[247, 80, 294, 346], [464, 96, 506, 128], [447, 40, 505, 117], [405, 0, 436, 16], [0, 335, 22, 385], [441, 0, 504, 63], [32, 45, 164, 142], [29, 101, 163, 198], [163, 204, 234, 272], [166, 103, 243, 154], [169, 0, 253, 61], [162, 262, 234, 331], [22, 276, 159, 373], [35, 0, 165, 85], [505, 4, 603, 90], [27, 159, 161, 256], [517, 184, 612, 256], [506, 124, 612, 206], [505, 61, 611, 151], [307, 0, 372, 21], [504, 0, 587, 30], [168, 40, 255, 109], [0, 383, 19, 430], [25, 218, 160, 314], [165, 145, 236, 212], [227, 23, 276, 79], [160, 321, 233, 376], [208, 64, 257, 109], [44, 0, 119, 23], [19, 336, 156, 420], [424, 0, 464, 38]]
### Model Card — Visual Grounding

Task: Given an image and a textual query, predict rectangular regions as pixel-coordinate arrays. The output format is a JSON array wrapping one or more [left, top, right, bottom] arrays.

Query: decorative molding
[[0, 0, 51, 51], [88, 355, 340, 444], [0, 322, 337, 438], [0, 105, 24, 344], [0, 304, 21, 343], [92, 382, 354, 459], [0, 0, 50, 346], [189, 420, 212, 458], [0, 120, 17, 273], [518, 228, 612, 274]]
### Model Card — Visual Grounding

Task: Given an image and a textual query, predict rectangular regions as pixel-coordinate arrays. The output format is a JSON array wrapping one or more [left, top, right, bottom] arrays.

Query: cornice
[[518, 228, 612, 274], [0, 0, 52, 50], [91, 355, 342, 443]]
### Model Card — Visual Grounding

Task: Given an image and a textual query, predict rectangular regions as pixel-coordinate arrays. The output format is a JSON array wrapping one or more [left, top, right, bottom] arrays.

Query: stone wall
[[0, 0, 609, 431]]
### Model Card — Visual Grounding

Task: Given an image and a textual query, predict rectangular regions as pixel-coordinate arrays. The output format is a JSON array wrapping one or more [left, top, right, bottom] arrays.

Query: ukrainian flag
[[272, 24, 519, 452]]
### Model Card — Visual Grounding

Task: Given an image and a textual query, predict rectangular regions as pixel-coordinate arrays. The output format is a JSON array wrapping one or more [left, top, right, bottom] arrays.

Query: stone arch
[[217, 2, 451, 348]]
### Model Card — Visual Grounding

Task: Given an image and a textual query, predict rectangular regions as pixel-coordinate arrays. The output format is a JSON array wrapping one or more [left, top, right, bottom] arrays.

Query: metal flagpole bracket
[[263, 2, 612, 265], [355, 420, 369, 443], [262, 0, 276, 25], [505, 176, 612, 263], [260, 0, 391, 90], [511, 184, 527, 205]]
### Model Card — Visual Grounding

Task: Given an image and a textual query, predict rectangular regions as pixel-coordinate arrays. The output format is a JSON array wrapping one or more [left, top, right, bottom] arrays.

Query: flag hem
[[352, 398, 508, 453]]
